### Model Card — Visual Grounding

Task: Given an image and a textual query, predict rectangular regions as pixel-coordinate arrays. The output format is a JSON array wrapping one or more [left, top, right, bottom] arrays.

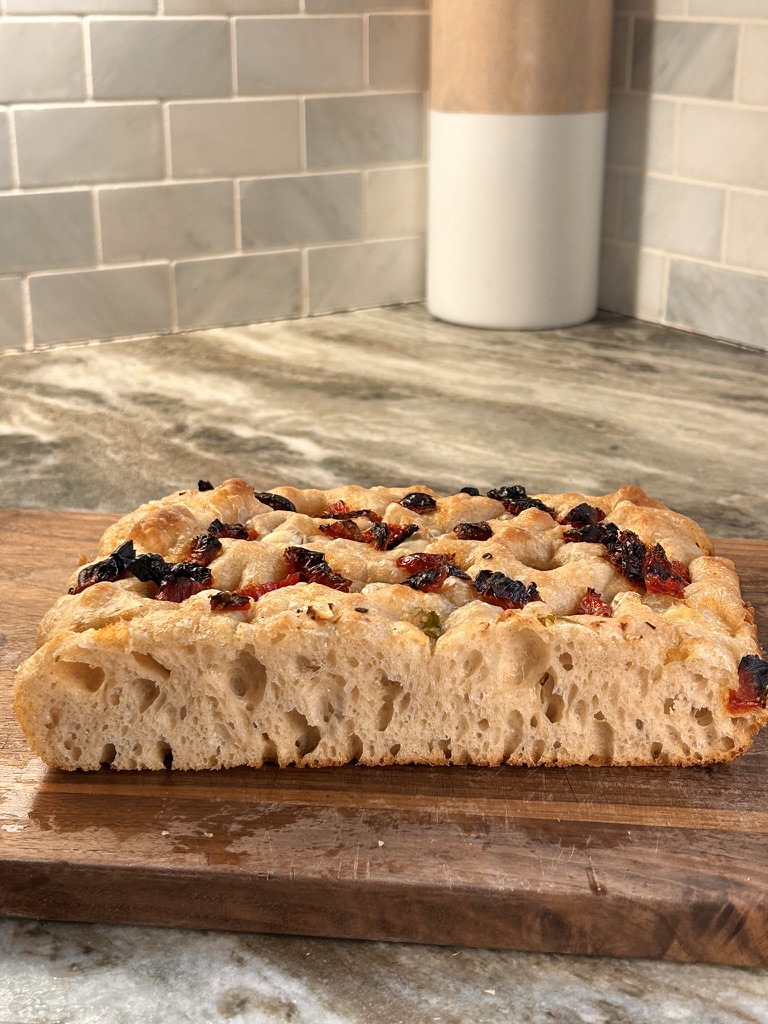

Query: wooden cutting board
[[2, 510, 768, 966]]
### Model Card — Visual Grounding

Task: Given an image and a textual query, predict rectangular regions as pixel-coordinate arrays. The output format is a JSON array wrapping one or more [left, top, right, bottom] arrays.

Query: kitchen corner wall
[[2, 2, 768, 353], [0, 0, 428, 350], [601, 0, 768, 351]]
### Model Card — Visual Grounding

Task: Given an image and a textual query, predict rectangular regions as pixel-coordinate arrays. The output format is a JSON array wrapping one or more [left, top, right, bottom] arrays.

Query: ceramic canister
[[427, 0, 614, 330]]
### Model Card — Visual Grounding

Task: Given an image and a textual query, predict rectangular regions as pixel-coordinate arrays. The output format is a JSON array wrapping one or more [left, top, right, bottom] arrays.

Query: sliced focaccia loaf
[[14, 479, 768, 770]]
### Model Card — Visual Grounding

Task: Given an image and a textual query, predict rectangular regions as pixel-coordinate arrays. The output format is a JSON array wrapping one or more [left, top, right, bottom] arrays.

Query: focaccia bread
[[14, 479, 768, 770]]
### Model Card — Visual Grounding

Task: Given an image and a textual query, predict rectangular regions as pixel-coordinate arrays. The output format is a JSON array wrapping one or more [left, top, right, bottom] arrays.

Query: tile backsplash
[[601, 0, 768, 351], [1, 0, 767, 352], [0, 1, 427, 348]]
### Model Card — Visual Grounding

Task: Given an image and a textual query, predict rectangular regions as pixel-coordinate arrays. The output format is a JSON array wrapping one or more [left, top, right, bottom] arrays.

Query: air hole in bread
[[59, 661, 105, 694], [558, 652, 574, 671], [530, 739, 546, 764], [261, 732, 278, 762], [594, 719, 614, 761], [636, 719, 644, 730], [545, 694, 564, 724], [437, 739, 451, 760], [349, 733, 363, 761], [694, 707, 713, 726], [464, 650, 483, 676], [158, 742, 173, 768], [478, 718, 489, 732], [134, 678, 160, 714], [107, 686, 122, 707], [390, 743, 401, 756], [179, 705, 187, 720], [227, 650, 267, 708], [100, 743, 116, 767], [504, 711, 524, 761], [131, 652, 171, 681], [287, 710, 321, 757], [650, 742, 663, 760], [664, 698, 675, 715], [721, 737, 735, 750], [376, 675, 404, 731], [296, 655, 321, 673]]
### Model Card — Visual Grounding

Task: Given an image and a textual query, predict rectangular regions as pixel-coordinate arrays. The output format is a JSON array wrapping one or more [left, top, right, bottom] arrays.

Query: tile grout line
[[161, 101, 173, 181], [92, 188, 104, 265], [602, 238, 768, 280], [20, 275, 34, 351], [82, 18, 94, 102], [230, 16, 238, 97], [732, 19, 745, 106]]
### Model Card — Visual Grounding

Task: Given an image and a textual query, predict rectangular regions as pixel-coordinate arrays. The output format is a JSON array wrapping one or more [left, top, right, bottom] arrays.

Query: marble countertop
[[2, 304, 768, 1023]]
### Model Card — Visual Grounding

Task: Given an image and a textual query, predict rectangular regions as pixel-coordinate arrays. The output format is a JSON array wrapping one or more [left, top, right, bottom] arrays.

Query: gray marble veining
[[2, 304, 767, 537], [2, 304, 768, 1023]]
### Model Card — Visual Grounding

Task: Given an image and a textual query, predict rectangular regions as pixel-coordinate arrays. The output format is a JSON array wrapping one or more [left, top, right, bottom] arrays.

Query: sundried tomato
[[188, 533, 223, 566], [460, 486, 481, 496], [643, 543, 687, 599], [453, 521, 492, 541], [254, 490, 296, 512], [403, 566, 449, 592], [318, 501, 383, 523], [473, 570, 541, 610], [606, 530, 647, 586], [209, 591, 252, 612], [563, 521, 620, 546], [560, 503, 606, 528], [396, 552, 469, 580], [728, 655, 768, 713], [283, 546, 352, 592], [129, 554, 212, 602], [576, 588, 613, 616], [69, 540, 136, 594], [239, 574, 301, 602], [362, 522, 419, 551], [318, 519, 364, 542], [198, 480, 214, 491], [207, 518, 256, 540], [487, 485, 555, 518], [399, 491, 438, 514]]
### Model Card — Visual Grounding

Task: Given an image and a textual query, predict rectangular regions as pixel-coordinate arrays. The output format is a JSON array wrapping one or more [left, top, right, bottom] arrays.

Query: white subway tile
[[667, 259, 768, 351], [170, 100, 301, 178], [306, 93, 424, 169], [90, 19, 231, 100], [366, 165, 426, 237], [15, 105, 164, 187], [368, 13, 428, 90], [615, 0, 685, 11], [688, 0, 768, 17], [737, 24, 768, 107], [5, 0, 155, 11], [0, 21, 85, 102], [0, 277, 26, 350], [240, 173, 362, 248], [175, 251, 301, 329], [30, 264, 172, 345], [606, 93, 676, 173], [598, 241, 666, 321], [725, 191, 768, 274], [166, 0, 295, 11], [0, 113, 13, 189], [308, 237, 424, 314], [306, 0, 426, 10], [678, 104, 768, 190], [99, 182, 235, 262], [631, 20, 737, 100], [620, 174, 725, 260], [237, 16, 363, 95], [0, 192, 95, 273]]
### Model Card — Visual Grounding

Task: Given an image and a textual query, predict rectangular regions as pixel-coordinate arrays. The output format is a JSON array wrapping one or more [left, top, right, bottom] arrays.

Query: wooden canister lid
[[431, 0, 614, 116]]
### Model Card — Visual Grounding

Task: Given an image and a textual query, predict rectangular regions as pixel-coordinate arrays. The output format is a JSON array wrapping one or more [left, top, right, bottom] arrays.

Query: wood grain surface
[[2, 510, 768, 965]]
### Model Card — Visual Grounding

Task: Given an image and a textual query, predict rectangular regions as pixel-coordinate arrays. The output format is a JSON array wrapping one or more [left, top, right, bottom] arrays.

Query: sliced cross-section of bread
[[14, 480, 768, 770]]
